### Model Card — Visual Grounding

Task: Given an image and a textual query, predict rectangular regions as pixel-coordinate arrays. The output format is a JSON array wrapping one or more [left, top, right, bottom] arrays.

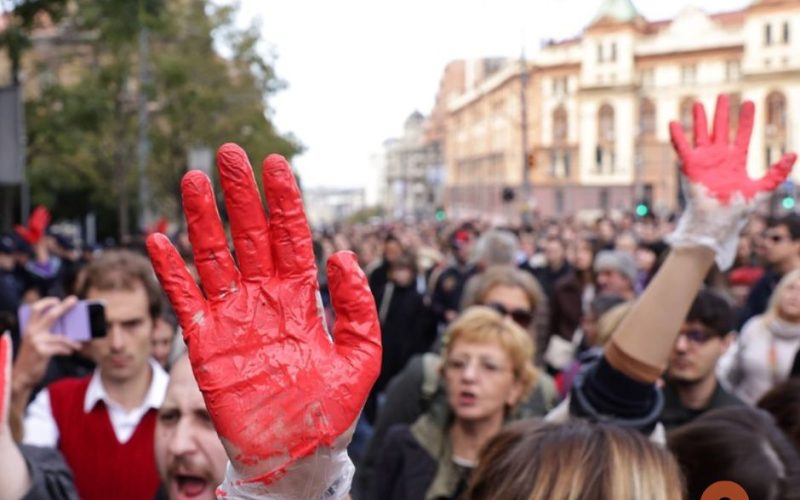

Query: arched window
[[553, 106, 567, 144], [766, 91, 787, 168], [766, 91, 787, 137], [679, 97, 695, 136], [596, 104, 615, 173], [639, 98, 656, 138]]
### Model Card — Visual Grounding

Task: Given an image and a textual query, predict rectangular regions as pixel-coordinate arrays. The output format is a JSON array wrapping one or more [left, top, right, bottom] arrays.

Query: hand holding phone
[[13, 297, 89, 391]]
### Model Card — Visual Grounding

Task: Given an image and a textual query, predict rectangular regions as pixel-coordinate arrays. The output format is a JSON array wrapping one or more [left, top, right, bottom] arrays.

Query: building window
[[681, 64, 697, 85], [553, 105, 568, 144], [597, 104, 615, 174], [563, 151, 571, 177], [766, 24, 772, 45], [639, 98, 656, 139], [729, 92, 742, 133], [766, 91, 787, 138], [610, 42, 617, 62], [598, 43, 604, 63], [679, 97, 695, 136], [550, 150, 558, 177], [725, 60, 741, 82], [555, 189, 565, 213], [783, 22, 790, 44]]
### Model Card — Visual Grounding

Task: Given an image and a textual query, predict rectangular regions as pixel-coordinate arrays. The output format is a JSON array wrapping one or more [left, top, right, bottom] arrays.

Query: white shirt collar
[[84, 358, 169, 413]]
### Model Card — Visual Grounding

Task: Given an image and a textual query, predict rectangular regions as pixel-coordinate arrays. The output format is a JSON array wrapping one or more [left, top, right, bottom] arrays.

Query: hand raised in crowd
[[12, 297, 82, 392], [147, 144, 382, 497], [15, 206, 51, 245], [667, 94, 797, 269]]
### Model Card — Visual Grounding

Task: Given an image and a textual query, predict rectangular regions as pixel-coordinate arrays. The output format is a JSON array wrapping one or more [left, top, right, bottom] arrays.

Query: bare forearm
[[0, 432, 32, 500], [610, 246, 715, 378]]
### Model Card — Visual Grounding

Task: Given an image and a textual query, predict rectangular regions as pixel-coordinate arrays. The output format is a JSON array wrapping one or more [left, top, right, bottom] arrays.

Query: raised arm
[[146, 144, 382, 499], [611, 95, 795, 377], [570, 95, 796, 430]]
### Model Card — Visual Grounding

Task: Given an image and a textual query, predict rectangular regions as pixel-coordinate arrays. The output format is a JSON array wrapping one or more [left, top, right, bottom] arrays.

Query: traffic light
[[783, 195, 796, 210], [502, 187, 516, 203], [635, 201, 650, 217], [435, 207, 446, 221]]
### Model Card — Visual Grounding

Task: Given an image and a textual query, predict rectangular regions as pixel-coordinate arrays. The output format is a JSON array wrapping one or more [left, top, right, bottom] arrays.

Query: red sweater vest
[[49, 376, 160, 500]]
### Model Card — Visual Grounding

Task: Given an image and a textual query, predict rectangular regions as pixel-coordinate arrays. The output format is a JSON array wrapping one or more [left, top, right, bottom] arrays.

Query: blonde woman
[[368, 307, 537, 500], [720, 268, 800, 404]]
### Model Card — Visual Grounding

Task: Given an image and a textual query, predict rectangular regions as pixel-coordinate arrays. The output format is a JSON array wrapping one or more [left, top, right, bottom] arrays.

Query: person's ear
[[506, 379, 525, 408]]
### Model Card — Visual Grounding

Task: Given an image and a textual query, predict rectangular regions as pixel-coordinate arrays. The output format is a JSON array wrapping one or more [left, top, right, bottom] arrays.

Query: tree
[[20, 0, 302, 240]]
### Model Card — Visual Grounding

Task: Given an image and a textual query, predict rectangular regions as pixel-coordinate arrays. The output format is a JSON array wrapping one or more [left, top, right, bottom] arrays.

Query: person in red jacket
[[20, 250, 168, 500]]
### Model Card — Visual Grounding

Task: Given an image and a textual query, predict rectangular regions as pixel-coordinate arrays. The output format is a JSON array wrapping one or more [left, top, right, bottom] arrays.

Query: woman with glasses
[[355, 266, 554, 497], [721, 268, 800, 404], [367, 307, 536, 500]]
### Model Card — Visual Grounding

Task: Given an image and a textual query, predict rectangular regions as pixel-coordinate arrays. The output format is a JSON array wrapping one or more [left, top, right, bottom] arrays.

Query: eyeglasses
[[678, 329, 715, 344], [485, 302, 534, 328]]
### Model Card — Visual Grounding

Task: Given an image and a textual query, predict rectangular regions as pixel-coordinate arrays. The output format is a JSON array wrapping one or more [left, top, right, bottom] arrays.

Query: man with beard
[[21, 250, 169, 500], [1, 345, 227, 500], [660, 289, 743, 431], [154, 355, 228, 500]]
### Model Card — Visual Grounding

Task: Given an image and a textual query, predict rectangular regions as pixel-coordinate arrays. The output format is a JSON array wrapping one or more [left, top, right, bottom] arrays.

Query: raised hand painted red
[[15, 206, 51, 244], [146, 143, 381, 485], [669, 94, 796, 204]]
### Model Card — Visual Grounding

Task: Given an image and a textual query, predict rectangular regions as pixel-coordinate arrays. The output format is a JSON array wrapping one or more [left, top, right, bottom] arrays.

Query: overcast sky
[[237, 0, 752, 199]]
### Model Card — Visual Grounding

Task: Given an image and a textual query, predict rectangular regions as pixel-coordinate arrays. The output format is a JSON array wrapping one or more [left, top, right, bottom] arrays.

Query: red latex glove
[[146, 144, 381, 489], [669, 94, 796, 204], [15, 206, 51, 245], [667, 95, 797, 270]]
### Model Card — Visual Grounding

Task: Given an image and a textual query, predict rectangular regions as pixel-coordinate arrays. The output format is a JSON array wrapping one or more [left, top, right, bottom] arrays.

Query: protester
[[668, 406, 800, 500], [464, 418, 683, 500], [758, 379, 800, 452], [721, 268, 800, 404], [356, 266, 555, 498], [592, 249, 637, 300], [20, 250, 168, 500], [151, 317, 178, 370], [739, 214, 800, 327], [661, 289, 743, 430], [368, 307, 536, 500], [428, 227, 477, 327], [0, 341, 228, 500]]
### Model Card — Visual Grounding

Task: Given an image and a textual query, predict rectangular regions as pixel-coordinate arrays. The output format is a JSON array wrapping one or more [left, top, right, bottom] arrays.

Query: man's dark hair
[[769, 213, 800, 241], [77, 249, 163, 321], [685, 289, 734, 336]]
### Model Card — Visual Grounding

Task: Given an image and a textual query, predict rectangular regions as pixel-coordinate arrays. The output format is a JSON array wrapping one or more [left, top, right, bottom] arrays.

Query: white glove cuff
[[666, 183, 755, 271], [217, 447, 354, 500]]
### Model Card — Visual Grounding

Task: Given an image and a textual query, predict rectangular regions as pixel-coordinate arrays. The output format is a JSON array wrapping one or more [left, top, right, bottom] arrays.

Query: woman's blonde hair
[[465, 419, 684, 500], [766, 268, 800, 321], [441, 306, 538, 400]]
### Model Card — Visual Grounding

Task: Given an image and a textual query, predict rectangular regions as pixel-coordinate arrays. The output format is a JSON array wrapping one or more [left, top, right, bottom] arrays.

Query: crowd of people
[[0, 95, 799, 499]]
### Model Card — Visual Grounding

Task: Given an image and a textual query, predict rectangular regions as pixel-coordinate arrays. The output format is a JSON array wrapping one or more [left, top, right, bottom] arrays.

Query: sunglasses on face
[[485, 302, 534, 328], [678, 329, 715, 344]]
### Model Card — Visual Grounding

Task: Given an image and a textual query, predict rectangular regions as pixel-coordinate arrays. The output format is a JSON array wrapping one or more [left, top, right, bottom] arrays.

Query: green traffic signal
[[635, 204, 649, 217], [783, 196, 796, 210], [435, 209, 446, 221]]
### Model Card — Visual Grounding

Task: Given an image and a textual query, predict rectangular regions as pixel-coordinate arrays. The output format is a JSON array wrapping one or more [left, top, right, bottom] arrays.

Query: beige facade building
[[442, 0, 800, 220]]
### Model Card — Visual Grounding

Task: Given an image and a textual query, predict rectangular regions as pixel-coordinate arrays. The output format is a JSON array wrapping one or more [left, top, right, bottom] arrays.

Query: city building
[[383, 111, 444, 220], [303, 187, 367, 227], [443, 0, 800, 219]]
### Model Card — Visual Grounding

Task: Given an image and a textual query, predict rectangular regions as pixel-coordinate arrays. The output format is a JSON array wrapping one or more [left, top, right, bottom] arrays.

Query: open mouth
[[172, 474, 210, 499], [458, 390, 477, 406]]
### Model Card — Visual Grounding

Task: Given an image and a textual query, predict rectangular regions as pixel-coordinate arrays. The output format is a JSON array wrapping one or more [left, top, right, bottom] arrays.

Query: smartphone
[[18, 300, 107, 342]]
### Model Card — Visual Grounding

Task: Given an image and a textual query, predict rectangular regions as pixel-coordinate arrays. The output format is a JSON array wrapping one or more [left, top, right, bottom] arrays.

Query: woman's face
[[482, 285, 534, 331], [779, 279, 800, 322], [575, 242, 594, 271], [444, 339, 523, 423]]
